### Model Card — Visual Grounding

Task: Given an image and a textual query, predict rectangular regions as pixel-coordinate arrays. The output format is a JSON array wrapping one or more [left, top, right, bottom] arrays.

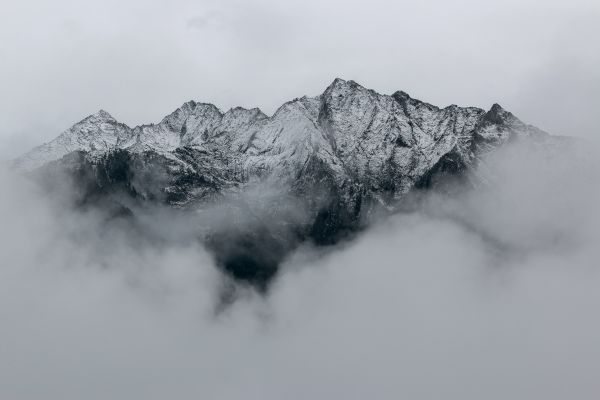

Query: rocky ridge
[[14, 79, 558, 289]]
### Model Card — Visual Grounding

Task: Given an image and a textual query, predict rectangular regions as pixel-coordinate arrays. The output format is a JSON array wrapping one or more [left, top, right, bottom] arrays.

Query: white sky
[[1, 0, 599, 159]]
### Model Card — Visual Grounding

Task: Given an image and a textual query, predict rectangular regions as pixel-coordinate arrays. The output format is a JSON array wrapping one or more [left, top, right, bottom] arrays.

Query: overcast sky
[[1, 0, 599, 159]]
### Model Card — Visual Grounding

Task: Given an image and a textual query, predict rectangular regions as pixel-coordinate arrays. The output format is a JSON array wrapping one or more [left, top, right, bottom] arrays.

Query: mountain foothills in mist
[[5, 78, 600, 399], [13, 79, 572, 289]]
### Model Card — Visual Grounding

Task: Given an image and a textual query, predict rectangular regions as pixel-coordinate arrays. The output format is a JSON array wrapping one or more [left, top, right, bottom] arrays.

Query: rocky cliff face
[[14, 79, 560, 289]]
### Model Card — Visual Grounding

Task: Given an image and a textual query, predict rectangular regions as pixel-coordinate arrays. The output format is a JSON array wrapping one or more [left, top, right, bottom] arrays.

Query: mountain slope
[[14, 79, 560, 289]]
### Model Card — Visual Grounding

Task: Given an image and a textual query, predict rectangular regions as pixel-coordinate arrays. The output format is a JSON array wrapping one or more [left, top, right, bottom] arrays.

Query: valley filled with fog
[[1, 141, 599, 399]]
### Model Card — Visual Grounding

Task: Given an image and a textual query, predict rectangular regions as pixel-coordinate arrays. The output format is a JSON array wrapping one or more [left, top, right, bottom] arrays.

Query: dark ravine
[[15, 79, 567, 289]]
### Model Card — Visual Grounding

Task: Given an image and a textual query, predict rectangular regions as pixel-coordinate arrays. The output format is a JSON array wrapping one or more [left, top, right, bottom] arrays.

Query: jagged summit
[[77, 109, 118, 125], [325, 77, 361, 92], [392, 90, 411, 101], [15, 79, 548, 179], [227, 106, 265, 115], [486, 103, 509, 119], [91, 109, 115, 120], [489, 103, 504, 112]]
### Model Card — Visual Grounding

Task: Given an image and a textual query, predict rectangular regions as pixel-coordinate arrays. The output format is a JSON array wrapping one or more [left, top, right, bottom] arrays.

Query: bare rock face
[[14, 79, 564, 289]]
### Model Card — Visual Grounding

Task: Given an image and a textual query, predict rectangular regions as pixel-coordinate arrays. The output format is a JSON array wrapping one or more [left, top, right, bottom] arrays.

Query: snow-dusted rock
[[14, 110, 131, 170], [15, 78, 554, 204]]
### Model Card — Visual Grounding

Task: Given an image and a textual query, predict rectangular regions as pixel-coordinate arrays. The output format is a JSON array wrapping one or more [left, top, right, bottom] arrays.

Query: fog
[[1, 139, 599, 399]]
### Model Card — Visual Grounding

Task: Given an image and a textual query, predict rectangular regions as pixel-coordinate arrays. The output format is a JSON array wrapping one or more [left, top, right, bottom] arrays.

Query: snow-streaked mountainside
[[14, 78, 566, 288], [15, 78, 549, 180]]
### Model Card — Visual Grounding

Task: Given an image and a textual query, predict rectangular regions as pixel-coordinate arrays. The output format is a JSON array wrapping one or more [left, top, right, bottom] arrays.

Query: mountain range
[[14, 78, 565, 289]]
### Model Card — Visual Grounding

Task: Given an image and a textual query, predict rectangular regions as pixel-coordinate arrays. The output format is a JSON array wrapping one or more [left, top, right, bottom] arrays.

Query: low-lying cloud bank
[[1, 140, 600, 399]]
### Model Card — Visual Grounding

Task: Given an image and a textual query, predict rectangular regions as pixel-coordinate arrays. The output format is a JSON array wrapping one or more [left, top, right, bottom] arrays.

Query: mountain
[[13, 78, 562, 289]]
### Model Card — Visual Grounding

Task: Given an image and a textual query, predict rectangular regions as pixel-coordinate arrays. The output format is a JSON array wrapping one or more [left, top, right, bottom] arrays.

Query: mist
[[0, 137, 599, 399]]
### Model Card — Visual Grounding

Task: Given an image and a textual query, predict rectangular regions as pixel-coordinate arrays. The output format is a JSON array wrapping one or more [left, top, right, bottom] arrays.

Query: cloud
[[186, 11, 221, 31], [187, 15, 210, 30], [0, 138, 599, 399]]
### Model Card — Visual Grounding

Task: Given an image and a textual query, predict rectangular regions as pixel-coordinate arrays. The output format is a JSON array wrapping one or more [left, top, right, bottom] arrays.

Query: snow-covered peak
[[160, 102, 222, 132], [14, 109, 131, 170], [221, 107, 267, 129], [87, 109, 116, 122], [323, 78, 371, 100], [483, 103, 512, 124]]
